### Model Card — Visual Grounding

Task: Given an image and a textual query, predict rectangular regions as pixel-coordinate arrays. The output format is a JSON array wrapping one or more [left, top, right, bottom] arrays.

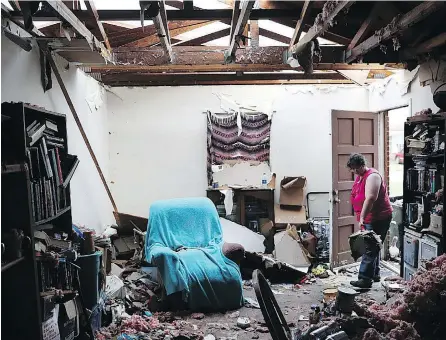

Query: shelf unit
[[401, 114, 446, 278], [1, 102, 75, 340]]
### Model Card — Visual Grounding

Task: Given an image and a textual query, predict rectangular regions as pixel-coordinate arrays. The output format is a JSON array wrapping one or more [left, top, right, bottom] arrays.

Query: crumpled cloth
[[349, 230, 382, 261]]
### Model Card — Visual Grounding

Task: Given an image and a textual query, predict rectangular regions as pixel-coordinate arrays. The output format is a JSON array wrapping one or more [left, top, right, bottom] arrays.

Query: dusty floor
[[184, 266, 392, 340]]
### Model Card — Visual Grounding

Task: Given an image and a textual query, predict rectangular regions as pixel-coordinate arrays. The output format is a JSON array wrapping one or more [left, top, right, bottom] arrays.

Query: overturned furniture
[[144, 197, 244, 311]]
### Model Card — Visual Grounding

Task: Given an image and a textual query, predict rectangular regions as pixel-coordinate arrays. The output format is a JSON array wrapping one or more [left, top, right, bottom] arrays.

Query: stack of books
[[26, 119, 79, 223]]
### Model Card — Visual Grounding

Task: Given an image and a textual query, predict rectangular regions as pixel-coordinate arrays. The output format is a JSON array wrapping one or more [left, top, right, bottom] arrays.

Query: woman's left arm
[[359, 173, 381, 226]]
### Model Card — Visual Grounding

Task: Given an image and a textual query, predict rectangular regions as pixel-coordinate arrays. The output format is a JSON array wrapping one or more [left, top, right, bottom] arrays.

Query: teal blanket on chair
[[145, 197, 243, 311]]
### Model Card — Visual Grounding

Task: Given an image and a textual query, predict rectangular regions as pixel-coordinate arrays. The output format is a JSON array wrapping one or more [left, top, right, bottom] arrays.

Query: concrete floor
[[185, 267, 390, 340]]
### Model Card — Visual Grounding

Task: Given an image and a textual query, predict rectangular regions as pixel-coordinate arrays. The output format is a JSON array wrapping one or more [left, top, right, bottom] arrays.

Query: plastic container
[[261, 173, 268, 188], [75, 251, 102, 310], [403, 234, 419, 268]]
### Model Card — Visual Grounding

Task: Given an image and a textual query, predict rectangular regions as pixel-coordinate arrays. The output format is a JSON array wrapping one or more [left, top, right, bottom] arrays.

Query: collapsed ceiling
[[2, 0, 446, 86]]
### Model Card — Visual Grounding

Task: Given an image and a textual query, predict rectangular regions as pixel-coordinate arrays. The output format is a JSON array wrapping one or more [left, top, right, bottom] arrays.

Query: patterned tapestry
[[207, 111, 271, 185]]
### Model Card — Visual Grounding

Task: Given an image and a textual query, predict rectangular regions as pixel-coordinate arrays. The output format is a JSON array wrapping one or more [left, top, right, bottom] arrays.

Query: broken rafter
[[259, 28, 291, 45], [43, 0, 110, 59], [82, 63, 397, 74], [400, 32, 446, 60], [290, 1, 354, 55], [123, 20, 214, 48], [227, 0, 255, 60], [250, 19, 259, 48], [152, 0, 173, 62], [347, 2, 383, 50], [346, 1, 445, 63], [289, 0, 311, 48], [84, 0, 111, 51]]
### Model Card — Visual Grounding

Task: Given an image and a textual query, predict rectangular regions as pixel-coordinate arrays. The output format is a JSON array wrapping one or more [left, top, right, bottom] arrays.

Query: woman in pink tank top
[[347, 153, 393, 289]]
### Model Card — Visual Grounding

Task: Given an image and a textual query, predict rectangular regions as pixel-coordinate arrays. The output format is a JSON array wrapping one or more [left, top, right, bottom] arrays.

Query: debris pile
[[354, 254, 446, 340]]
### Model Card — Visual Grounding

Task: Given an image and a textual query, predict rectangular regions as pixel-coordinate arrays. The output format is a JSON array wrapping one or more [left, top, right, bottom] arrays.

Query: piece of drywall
[[107, 85, 369, 217], [1, 38, 115, 232]]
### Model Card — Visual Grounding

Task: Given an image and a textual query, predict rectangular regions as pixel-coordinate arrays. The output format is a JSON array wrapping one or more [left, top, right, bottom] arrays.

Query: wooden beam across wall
[[82, 63, 399, 74], [84, 0, 111, 51], [227, 0, 255, 61], [289, 0, 311, 47], [113, 45, 346, 66], [290, 1, 354, 55], [346, 1, 445, 63], [174, 27, 230, 46]]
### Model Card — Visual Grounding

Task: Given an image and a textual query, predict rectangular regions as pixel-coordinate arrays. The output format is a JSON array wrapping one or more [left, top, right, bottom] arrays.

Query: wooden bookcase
[[1, 102, 75, 340], [401, 114, 446, 278]]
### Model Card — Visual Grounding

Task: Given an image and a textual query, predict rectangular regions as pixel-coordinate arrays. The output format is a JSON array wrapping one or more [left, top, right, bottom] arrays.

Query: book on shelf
[[62, 155, 79, 189], [25, 120, 75, 224]]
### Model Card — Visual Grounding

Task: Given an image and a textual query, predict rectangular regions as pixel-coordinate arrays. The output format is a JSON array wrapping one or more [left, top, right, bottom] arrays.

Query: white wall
[[107, 85, 369, 217], [1, 38, 115, 232]]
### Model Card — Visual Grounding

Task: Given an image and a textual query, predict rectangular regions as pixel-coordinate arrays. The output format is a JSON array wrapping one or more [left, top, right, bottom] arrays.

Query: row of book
[[36, 257, 76, 292], [26, 119, 79, 223]]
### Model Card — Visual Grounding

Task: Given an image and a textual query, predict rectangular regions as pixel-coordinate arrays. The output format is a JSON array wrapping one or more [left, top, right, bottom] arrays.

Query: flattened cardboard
[[274, 204, 306, 228], [273, 229, 311, 268], [279, 176, 307, 208]]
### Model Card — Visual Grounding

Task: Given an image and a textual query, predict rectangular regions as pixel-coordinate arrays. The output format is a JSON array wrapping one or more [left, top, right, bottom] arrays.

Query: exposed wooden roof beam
[[259, 28, 289, 45], [82, 63, 399, 74], [7, 1, 20, 11], [43, 0, 110, 59], [122, 20, 214, 48], [346, 1, 444, 63], [400, 32, 446, 60], [113, 45, 344, 66], [10, 9, 303, 21], [227, 0, 255, 61], [84, 0, 111, 51], [347, 3, 382, 51], [250, 20, 259, 48], [152, 0, 173, 62], [100, 72, 351, 87], [105, 79, 353, 86], [289, 0, 311, 47], [290, 1, 354, 55], [174, 28, 230, 46]]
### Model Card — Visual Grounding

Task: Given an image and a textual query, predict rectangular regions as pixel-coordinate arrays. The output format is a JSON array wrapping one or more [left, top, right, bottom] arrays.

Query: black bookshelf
[[1, 102, 77, 340], [401, 114, 446, 278]]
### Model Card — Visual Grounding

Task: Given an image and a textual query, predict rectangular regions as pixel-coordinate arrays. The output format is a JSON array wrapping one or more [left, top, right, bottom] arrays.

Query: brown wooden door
[[331, 110, 378, 267]]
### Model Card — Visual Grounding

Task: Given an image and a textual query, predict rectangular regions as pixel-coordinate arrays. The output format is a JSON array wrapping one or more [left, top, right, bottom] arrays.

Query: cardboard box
[[274, 204, 307, 228], [279, 176, 307, 208]]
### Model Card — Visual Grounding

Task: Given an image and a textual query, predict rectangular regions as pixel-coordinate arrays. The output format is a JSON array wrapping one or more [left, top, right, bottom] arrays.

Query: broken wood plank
[[82, 62, 398, 74], [122, 20, 214, 47], [152, 0, 173, 61], [346, 1, 445, 63], [289, 0, 311, 47], [113, 45, 346, 66], [84, 0, 111, 51], [45, 50, 118, 213], [227, 0, 255, 59], [400, 32, 446, 60], [44, 0, 109, 59], [347, 2, 383, 50], [290, 1, 354, 55]]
